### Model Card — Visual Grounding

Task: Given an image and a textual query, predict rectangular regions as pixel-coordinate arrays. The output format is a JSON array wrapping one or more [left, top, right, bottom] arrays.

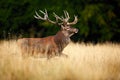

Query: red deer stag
[[17, 9, 78, 59]]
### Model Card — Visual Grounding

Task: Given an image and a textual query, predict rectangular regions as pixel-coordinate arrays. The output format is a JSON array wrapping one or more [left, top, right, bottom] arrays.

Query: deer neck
[[54, 31, 70, 52]]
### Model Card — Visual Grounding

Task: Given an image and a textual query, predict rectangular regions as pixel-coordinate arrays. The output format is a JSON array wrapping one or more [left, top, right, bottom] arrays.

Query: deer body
[[18, 31, 70, 58], [18, 9, 78, 59]]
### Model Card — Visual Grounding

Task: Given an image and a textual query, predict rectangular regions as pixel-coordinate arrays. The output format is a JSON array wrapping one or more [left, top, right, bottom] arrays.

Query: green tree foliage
[[0, 0, 120, 42]]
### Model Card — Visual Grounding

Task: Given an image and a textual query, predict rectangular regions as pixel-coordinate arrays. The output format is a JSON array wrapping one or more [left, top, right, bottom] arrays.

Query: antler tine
[[45, 9, 47, 14], [53, 12, 64, 25], [53, 12, 63, 21], [67, 15, 78, 25], [44, 9, 48, 18], [63, 10, 70, 22], [39, 9, 48, 19], [39, 10, 45, 15], [64, 10, 67, 18], [65, 11, 70, 19], [64, 10, 69, 19], [34, 11, 44, 20]]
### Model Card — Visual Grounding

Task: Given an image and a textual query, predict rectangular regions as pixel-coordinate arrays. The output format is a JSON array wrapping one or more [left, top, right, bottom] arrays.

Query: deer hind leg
[[20, 46, 30, 58]]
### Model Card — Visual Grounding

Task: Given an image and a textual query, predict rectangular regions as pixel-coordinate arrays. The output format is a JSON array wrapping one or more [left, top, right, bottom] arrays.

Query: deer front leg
[[47, 49, 55, 59], [59, 53, 68, 58]]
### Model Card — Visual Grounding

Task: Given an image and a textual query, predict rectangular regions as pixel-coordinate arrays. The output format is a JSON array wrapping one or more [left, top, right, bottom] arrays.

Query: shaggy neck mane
[[54, 31, 70, 52]]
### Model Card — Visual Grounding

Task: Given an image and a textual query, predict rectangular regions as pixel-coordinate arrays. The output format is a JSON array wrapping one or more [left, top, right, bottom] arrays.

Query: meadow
[[0, 40, 120, 80]]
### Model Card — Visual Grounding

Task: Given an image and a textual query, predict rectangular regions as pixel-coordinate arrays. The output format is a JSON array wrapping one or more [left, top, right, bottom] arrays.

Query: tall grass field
[[0, 40, 120, 80]]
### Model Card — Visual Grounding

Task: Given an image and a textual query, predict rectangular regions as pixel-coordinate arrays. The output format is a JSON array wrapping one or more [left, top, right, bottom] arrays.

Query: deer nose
[[74, 29, 78, 33]]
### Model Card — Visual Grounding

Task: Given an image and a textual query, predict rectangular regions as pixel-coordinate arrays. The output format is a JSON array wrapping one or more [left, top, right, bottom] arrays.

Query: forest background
[[0, 0, 120, 43]]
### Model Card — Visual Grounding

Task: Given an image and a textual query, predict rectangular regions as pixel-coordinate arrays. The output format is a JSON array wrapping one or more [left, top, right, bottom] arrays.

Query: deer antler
[[67, 15, 78, 25], [34, 9, 55, 24], [56, 10, 78, 25], [34, 9, 63, 25], [34, 9, 78, 26]]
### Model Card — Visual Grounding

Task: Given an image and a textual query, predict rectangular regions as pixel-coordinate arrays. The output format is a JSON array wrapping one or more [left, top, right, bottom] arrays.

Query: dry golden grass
[[0, 40, 120, 80]]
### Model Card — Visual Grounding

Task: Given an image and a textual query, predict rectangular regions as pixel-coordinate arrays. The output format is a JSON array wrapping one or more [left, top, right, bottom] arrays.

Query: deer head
[[34, 9, 78, 37]]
